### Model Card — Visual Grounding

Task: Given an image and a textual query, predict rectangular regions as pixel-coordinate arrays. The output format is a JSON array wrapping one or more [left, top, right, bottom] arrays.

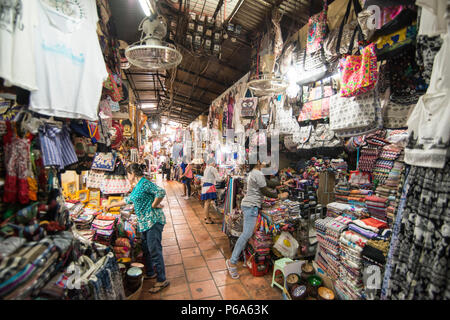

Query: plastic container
[[244, 249, 270, 277]]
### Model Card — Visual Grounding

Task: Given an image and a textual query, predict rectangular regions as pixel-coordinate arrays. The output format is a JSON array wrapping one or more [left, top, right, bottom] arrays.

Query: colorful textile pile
[[248, 231, 272, 256], [315, 217, 348, 280], [365, 195, 388, 223], [283, 199, 301, 217], [91, 216, 116, 246], [335, 230, 368, 300], [359, 147, 380, 172]]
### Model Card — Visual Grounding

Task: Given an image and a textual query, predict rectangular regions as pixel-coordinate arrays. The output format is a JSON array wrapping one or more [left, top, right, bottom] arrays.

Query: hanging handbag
[[293, 124, 313, 146], [324, 0, 363, 63], [296, 48, 329, 85], [314, 123, 342, 148], [386, 44, 426, 104], [91, 152, 117, 171], [330, 90, 378, 131], [307, 0, 328, 54], [382, 101, 414, 129], [374, 23, 417, 58], [86, 170, 105, 189], [239, 94, 258, 118], [100, 175, 130, 194], [298, 81, 335, 122], [339, 43, 378, 97]]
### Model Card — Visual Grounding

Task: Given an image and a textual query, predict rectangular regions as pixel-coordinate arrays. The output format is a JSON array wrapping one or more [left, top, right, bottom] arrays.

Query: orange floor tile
[[139, 177, 283, 300]]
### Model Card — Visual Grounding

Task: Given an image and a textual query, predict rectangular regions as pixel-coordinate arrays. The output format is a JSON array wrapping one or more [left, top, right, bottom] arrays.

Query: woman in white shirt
[[201, 158, 222, 224]]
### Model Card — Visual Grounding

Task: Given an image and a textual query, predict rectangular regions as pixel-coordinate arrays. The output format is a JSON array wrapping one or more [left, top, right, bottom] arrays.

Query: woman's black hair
[[127, 163, 146, 176]]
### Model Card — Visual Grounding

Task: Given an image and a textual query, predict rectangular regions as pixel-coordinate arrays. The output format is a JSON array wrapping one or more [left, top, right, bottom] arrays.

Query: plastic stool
[[271, 257, 294, 291]]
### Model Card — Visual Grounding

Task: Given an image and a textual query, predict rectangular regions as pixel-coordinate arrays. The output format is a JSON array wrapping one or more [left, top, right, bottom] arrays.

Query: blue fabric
[[125, 177, 166, 232], [142, 223, 166, 282], [201, 193, 217, 200], [230, 206, 259, 264], [39, 124, 78, 169]]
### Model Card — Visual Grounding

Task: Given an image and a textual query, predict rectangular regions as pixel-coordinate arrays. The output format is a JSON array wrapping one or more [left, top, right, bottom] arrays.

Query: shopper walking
[[226, 160, 289, 279], [181, 161, 194, 200], [104, 163, 170, 293], [201, 158, 223, 224], [179, 157, 188, 197]]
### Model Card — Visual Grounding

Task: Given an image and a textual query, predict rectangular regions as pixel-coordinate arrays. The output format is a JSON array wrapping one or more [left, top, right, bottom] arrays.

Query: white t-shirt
[[241, 169, 267, 208], [29, 0, 108, 121], [202, 165, 220, 184], [417, 0, 448, 36], [0, 0, 38, 91], [427, 33, 450, 94], [405, 92, 450, 169]]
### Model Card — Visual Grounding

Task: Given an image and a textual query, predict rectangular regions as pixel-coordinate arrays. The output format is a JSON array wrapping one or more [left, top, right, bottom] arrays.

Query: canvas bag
[[324, 0, 363, 63], [339, 43, 378, 97], [306, 0, 329, 54], [239, 91, 258, 118], [330, 90, 378, 131], [86, 170, 105, 189], [91, 152, 117, 171]]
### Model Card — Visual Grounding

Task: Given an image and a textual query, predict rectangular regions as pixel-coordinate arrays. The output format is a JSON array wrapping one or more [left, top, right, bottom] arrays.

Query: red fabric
[[361, 217, 388, 230]]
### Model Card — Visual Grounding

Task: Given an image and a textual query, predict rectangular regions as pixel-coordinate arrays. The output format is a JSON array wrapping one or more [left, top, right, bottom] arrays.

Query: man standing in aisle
[[226, 160, 289, 279]]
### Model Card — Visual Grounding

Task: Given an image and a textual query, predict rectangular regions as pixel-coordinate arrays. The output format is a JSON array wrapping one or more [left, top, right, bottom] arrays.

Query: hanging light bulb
[[286, 64, 299, 83], [286, 83, 300, 98]]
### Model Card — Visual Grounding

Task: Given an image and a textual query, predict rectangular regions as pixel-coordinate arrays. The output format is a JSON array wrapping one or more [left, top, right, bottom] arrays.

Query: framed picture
[[76, 190, 89, 203], [107, 196, 123, 212], [63, 182, 77, 199], [88, 189, 101, 207]]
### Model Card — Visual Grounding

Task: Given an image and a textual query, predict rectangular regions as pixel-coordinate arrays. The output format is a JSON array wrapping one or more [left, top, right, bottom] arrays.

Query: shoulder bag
[[307, 0, 329, 54], [324, 0, 363, 63], [339, 43, 378, 97]]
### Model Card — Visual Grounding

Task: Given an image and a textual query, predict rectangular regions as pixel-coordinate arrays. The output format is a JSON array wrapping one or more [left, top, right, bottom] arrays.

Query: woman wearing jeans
[[105, 163, 170, 293], [226, 161, 288, 279]]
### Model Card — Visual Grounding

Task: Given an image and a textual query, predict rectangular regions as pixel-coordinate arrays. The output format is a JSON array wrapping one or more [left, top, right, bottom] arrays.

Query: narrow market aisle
[[139, 176, 283, 300]]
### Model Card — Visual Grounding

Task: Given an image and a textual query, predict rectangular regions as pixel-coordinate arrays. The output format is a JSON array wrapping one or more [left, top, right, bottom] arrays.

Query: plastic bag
[[273, 231, 299, 259]]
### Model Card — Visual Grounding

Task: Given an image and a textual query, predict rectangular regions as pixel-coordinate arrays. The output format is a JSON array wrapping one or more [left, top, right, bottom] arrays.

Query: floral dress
[[125, 177, 166, 233]]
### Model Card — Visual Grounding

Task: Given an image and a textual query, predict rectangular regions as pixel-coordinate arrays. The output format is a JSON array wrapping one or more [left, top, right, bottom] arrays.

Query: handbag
[[339, 43, 378, 97], [100, 175, 131, 194], [386, 44, 426, 104], [374, 23, 417, 58], [239, 95, 258, 118], [86, 170, 105, 189], [91, 152, 117, 171], [296, 48, 329, 85], [330, 90, 378, 131], [298, 82, 334, 122], [382, 101, 414, 129], [324, 0, 363, 63], [307, 0, 328, 54]]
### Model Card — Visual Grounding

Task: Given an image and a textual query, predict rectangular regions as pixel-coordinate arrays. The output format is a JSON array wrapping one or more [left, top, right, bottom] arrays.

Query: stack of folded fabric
[[361, 237, 391, 300], [372, 159, 395, 184], [347, 189, 372, 207], [364, 195, 388, 223], [384, 161, 404, 188], [326, 202, 369, 219], [331, 158, 348, 171], [335, 230, 369, 300], [262, 197, 278, 207], [315, 217, 346, 280], [91, 215, 116, 246], [72, 213, 95, 230], [359, 147, 380, 172], [347, 220, 380, 240], [326, 202, 350, 218], [248, 231, 272, 256], [283, 199, 301, 217], [334, 183, 350, 203]]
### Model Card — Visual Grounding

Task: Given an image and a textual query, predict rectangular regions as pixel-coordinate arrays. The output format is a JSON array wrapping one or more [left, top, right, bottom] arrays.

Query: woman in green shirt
[[105, 163, 169, 293]]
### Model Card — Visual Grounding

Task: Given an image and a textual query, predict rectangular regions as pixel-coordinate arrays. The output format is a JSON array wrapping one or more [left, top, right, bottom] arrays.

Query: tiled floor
[[139, 177, 283, 300]]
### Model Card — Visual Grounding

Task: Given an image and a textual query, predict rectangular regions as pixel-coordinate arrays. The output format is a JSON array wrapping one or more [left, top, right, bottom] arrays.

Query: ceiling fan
[[125, 7, 182, 70]]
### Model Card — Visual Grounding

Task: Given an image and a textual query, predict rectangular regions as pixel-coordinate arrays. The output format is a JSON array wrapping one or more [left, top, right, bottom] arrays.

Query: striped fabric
[[38, 124, 78, 169]]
